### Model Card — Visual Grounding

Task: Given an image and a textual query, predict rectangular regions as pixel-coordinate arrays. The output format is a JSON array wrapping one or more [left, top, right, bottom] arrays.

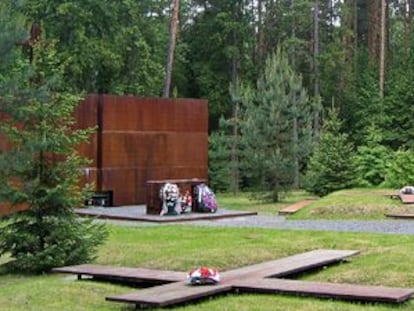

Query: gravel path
[[182, 214, 414, 235], [100, 211, 414, 235]]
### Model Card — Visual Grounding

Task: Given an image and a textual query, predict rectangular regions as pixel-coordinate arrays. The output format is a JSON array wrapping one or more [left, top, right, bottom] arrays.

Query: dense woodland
[[5, 0, 414, 199]]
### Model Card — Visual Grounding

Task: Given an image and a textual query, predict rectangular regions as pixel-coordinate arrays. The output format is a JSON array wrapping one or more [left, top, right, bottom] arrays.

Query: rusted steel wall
[[75, 95, 99, 189], [0, 95, 208, 214], [0, 203, 27, 217], [79, 95, 209, 206], [0, 112, 21, 216], [0, 112, 10, 151]]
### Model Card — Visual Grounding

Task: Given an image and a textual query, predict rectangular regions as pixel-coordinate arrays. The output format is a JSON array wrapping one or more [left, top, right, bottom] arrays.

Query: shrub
[[354, 124, 391, 187], [304, 109, 357, 196], [383, 150, 414, 188]]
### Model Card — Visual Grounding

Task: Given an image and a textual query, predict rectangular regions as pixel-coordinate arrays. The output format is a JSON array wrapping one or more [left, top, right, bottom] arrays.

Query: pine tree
[[241, 48, 312, 202], [304, 108, 357, 197], [0, 13, 106, 273]]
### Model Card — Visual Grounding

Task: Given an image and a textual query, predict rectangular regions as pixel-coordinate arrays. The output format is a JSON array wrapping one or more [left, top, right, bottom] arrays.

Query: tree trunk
[[162, 0, 180, 98], [353, 0, 358, 67], [313, 1, 320, 139], [403, 0, 409, 62], [290, 0, 299, 189], [343, 0, 356, 63], [256, 0, 265, 63], [368, 0, 380, 66], [411, 0, 414, 17], [230, 4, 240, 195], [231, 101, 239, 195], [379, 0, 386, 97]]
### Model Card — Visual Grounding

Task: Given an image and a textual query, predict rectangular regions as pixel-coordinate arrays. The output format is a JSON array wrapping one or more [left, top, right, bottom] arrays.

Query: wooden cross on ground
[[52, 249, 414, 309]]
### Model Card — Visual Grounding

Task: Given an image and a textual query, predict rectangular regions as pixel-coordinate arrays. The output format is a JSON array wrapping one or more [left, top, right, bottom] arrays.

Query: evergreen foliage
[[304, 109, 357, 197], [208, 113, 248, 194], [354, 124, 391, 187], [208, 127, 233, 192], [0, 12, 106, 273], [16, 0, 167, 95], [241, 49, 312, 202], [180, 1, 256, 129], [4, 1, 414, 205], [383, 150, 414, 188], [383, 67, 414, 150]]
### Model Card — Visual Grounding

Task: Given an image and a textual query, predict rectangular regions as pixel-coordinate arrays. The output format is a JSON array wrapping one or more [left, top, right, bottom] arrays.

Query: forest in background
[[6, 0, 414, 199]]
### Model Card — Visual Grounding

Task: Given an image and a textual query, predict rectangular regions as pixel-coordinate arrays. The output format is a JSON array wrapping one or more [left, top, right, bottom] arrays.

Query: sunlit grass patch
[[216, 188, 411, 219], [216, 190, 315, 214], [290, 188, 410, 220]]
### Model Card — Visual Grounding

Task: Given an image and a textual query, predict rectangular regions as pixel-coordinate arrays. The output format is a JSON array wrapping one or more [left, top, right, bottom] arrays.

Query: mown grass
[[290, 188, 414, 220], [218, 188, 414, 220], [1, 225, 414, 310], [216, 190, 315, 214]]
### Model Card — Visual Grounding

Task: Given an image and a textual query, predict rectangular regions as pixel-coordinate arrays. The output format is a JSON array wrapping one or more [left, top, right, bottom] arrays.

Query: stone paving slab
[[75, 205, 257, 223]]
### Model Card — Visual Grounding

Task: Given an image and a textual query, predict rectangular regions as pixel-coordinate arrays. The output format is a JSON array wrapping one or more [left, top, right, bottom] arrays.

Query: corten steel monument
[[75, 94, 208, 207], [0, 95, 208, 215]]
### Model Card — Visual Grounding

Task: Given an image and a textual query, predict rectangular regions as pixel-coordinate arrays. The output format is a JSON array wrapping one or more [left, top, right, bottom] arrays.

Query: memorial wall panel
[[1, 94, 208, 213]]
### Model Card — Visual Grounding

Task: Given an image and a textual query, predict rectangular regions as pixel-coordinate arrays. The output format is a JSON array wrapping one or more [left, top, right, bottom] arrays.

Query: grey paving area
[[75, 205, 257, 222], [187, 215, 414, 235], [82, 206, 414, 235]]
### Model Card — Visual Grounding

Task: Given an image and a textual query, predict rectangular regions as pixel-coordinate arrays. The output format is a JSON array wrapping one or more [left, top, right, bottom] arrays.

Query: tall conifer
[[304, 108, 357, 196], [0, 10, 106, 273], [241, 48, 312, 202]]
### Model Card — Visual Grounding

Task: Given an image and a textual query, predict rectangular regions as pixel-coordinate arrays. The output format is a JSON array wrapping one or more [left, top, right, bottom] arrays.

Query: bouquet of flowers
[[159, 183, 180, 216], [187, 267, 220, 285], [180, 190, 192, 213]]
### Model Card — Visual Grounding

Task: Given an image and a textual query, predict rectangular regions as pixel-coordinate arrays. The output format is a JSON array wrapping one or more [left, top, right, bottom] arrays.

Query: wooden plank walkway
[[53, 250, 414, 308], [386, 213, 414, 219], [220, 249, 359, 280], [106, 250, 360, 308], [234, 278, 414, 303], [51, 264, 186, 284], [278, 200, 315, 216], [106, 281, 232, 308]]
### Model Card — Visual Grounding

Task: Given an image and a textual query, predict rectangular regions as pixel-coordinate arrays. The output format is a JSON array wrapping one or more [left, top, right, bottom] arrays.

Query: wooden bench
[[400, 194, 414, 204], [386, 191, 414, 204], [145, 178, 206, 215], [278, 199, 315, 216]]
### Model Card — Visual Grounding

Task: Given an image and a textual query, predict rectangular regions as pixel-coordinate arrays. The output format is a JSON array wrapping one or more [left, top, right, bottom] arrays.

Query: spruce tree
[[208, 126, 234, 192], [241, 48, 312, 202], [384, 150, 414, 188], [354, 123, 391, 186], [304, 108, 357, 197], [0, 11, 106, 273]]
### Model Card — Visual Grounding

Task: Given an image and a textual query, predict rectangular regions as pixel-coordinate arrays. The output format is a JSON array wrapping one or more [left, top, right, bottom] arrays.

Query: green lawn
[[216, 190, 315, 215], [217, 188, 414, 220], [1, 225, 414, 310], [290, 188, 414, 220]]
